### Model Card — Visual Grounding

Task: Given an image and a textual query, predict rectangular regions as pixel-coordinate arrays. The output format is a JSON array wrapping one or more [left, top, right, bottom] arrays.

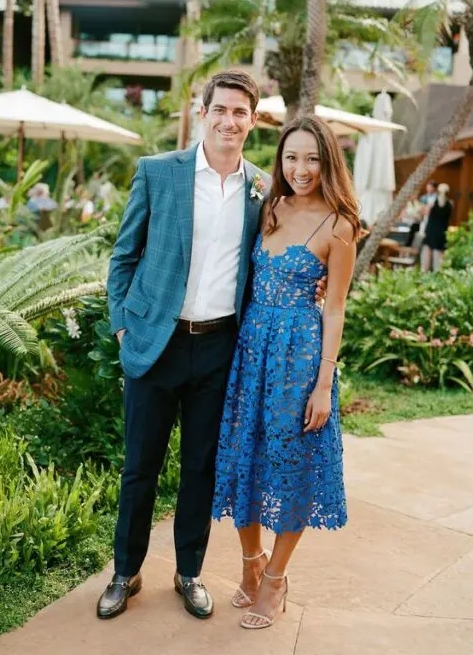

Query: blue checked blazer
[[107, 144, 271, 379]]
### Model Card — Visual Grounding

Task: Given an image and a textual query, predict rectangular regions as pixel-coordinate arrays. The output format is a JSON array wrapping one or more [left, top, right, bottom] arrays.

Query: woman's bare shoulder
[[331, 214, 356, 246]]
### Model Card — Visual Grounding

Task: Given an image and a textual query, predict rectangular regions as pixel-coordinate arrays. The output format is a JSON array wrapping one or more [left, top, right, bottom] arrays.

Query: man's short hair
[[202, 70, 259, 113]]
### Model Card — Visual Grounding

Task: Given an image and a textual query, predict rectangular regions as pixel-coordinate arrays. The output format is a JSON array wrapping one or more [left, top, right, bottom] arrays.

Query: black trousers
[[114, 325, 237, 578]]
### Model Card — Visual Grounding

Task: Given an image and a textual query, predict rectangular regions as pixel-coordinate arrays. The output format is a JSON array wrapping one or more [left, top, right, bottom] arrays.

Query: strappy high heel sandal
[[240, 569, 288, 629], [232, 549, 271, 609]]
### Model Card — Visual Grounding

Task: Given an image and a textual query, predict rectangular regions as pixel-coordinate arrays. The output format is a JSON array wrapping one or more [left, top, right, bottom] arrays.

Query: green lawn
[[342, 374, 473, 436], [0, 496, 175, 636]]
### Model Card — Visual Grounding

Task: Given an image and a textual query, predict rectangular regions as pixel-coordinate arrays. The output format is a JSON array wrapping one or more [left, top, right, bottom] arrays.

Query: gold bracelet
[[321, 357, 337, 364]]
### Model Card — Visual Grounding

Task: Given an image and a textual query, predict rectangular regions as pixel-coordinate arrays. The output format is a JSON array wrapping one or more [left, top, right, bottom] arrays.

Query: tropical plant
[[354, 1, 473, 279], [0, 225, 112, 368], [0, 426, 118, 580], [342, 266, 473, 389]]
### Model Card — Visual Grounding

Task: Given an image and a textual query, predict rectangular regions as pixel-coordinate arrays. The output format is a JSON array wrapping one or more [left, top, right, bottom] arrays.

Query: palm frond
[[0, 229, 108, 303], [19, 282, 106, 321], [0, 307, 39, 357], [9, 258, 108, 312], [0, 226, 112, 359]]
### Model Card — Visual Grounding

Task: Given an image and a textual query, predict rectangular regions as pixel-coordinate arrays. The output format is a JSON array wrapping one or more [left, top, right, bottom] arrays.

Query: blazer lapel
[[243, 160, 262, 236], [172, 145, 198, 275]]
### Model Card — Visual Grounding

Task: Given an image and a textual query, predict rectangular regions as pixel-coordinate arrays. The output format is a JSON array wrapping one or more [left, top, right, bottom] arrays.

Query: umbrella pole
[[17, 122, 25, 181], [58, 131, 65, 172]]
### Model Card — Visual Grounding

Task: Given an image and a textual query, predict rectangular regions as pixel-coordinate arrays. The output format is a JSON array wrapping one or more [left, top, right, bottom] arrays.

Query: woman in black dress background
[[420, 183, 452, 272]]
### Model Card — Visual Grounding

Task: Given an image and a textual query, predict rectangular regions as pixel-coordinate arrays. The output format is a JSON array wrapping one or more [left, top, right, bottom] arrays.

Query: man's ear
[[250, 110, 259, 129], [200, 105, 207, 119]]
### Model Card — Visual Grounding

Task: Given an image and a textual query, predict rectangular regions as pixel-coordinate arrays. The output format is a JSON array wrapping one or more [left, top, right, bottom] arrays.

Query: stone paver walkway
[[1, 415, 473, 654]]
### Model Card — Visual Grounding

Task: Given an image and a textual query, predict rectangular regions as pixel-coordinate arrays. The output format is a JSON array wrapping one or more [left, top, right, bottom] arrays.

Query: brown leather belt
[[176, 315, 236, 335]]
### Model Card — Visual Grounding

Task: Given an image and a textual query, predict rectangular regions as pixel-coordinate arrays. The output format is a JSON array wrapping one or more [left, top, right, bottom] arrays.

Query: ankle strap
[[242, 549, 266, 562], [263, 569, 286, 580]]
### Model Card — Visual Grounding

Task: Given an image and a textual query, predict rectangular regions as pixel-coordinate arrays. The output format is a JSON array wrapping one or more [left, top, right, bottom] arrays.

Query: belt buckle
[[189, 320, 199, 335]]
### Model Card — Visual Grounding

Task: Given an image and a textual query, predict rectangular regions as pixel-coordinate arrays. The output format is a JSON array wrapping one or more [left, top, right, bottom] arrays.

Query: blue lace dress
[[212, 229, 347, 534]]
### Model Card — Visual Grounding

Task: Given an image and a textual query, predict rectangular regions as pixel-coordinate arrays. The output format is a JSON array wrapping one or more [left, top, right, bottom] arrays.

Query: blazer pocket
[[123, 294, 150, 318]]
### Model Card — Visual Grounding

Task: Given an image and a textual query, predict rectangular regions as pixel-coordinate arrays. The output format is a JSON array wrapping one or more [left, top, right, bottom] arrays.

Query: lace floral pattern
[[212, 234, 347, 534]]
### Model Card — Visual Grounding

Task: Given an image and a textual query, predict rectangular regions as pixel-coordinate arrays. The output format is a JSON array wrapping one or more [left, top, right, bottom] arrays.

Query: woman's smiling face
[[281, 129, 322, 197]]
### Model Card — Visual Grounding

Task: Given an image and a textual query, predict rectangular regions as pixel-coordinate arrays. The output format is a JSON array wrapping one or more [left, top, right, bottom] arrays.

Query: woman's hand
[[304, 385, 331, 433]]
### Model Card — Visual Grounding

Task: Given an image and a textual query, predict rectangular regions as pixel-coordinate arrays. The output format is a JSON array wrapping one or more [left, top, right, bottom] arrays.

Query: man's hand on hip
[[116, 329, 126, 345]]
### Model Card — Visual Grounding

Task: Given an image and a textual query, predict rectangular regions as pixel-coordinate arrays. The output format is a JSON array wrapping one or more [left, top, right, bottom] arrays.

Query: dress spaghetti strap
[[304, 211, 334, 246]]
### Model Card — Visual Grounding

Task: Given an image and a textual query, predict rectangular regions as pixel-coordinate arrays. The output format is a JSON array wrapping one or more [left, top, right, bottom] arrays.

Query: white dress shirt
[[180, 142, 246, 321]]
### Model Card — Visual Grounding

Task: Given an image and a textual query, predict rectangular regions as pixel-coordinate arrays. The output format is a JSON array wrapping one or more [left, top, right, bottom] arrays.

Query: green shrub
[[444, 211, 473, 270], [6, 296, 125, 472], [5, 393, 124, 471], [342, 267, 473, 388], [0, 426, 119, 581], [242, 145, 277, 174]]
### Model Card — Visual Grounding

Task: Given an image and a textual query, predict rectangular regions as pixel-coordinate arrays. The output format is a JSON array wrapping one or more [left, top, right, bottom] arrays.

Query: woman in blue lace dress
[[212, 116, 361, 630]]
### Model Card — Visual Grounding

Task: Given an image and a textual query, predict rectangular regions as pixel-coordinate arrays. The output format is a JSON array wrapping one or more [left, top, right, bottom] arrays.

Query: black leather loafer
[[174, 572, 214, 619], [96, 572, 142, 619]]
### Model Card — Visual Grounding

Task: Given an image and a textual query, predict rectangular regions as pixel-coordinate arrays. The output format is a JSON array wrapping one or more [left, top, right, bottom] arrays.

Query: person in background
[[26, 183, 57, 214], [420, 183, 452, 272], [419, 180, 438, 207], [79, 189, 95, 222]]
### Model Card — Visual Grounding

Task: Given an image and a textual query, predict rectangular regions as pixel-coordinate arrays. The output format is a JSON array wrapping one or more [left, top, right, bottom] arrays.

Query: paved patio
[[1, 415, 472, 655]]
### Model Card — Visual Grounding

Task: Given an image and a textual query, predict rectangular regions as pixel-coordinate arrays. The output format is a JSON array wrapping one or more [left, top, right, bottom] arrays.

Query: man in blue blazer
[[98, 70, 325, 621], [97, 70, 271, 621]]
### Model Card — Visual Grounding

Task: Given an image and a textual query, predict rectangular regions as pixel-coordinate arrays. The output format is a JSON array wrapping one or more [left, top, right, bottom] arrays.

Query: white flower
[[65, 316, 81, 339], [62, 307, 76, 320], [250, 174, 266, 201]]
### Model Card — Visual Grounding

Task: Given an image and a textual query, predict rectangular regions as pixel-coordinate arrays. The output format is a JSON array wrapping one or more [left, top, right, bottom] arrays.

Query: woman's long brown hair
[[266, 116, 361, 241]]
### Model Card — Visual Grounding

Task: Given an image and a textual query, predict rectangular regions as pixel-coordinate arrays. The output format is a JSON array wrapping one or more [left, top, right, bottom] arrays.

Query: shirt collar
[[196, 141, 244, 176]]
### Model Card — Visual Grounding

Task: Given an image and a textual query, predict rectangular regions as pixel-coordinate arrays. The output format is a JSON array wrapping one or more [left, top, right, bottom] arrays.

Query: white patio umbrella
[[0, 88, 142, 178], [256, 95, 407, 136], [353, 91, 397, 226]]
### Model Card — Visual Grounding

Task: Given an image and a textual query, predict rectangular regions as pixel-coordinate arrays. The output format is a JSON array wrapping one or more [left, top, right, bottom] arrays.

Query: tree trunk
[[46, 0, 64, 67], [32, 0, 46, 87], [298, 0, 327, 115], [286, 103, 299, 122], [2, 0, 15, 89], [265, 44, 303, 124], [354, 2, 473, 280], [353, 82, 473, 281]]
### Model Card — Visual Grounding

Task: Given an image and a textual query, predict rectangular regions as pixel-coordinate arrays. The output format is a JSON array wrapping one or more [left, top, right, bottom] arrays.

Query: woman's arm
[[318, 219, 357, 388], [304, 218, 356, 431]]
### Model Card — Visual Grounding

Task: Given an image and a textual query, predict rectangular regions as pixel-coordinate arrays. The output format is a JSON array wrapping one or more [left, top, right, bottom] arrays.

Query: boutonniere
[[250, 174, 266, 201]]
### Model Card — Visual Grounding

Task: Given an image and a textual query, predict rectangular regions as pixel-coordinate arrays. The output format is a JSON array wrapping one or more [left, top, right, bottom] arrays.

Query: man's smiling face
[[201, 86, 257, 155]]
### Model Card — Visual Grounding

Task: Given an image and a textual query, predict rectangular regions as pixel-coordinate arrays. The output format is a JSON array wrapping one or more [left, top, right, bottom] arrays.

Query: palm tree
[[181, 0, 444, 119], [2, 0, 15, 89], [32, 0, 46, 86], [46, 0, 64, 68], [353, 2, 473, 280], [299, 0, 327, 115]]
